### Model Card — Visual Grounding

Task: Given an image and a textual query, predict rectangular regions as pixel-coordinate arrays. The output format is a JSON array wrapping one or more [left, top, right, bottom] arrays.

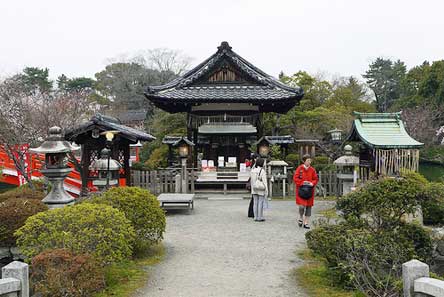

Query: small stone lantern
[[173, 137, 195, 193], [30, 126, 79, 208], [334, 145, 359, 196], [267, 160, 289, 198], [90, 148, 121, 191]]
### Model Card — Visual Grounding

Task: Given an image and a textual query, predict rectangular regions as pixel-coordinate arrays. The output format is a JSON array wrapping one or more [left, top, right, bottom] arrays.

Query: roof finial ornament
[[218, 41, 232, 51]]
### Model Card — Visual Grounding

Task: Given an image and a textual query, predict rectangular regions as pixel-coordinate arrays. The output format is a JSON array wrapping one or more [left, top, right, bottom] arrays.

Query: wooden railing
[[130, 168, 343, 198], [190, 114, 259, 128], [130, 168, 197, 195]]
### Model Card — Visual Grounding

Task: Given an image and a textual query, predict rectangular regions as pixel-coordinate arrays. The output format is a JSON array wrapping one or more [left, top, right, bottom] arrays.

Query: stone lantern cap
[[90, 148, 121, 171], [30, 126, 79, 154], [334, 145, 359, 166]]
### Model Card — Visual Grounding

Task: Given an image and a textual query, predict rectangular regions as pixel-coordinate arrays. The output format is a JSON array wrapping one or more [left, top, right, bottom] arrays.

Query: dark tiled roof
[[162, 136, 182, 145], [152, 86, 297, 101], [117, 110, 147, 123], [162, 136, 194, 146], [145, 42, 303, 113], [256, 135, 295, 145], [65, 114, 155, 144]]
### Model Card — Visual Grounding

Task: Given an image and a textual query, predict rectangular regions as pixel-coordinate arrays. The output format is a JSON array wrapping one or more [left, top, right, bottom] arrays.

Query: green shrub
[[145, 146, 169, 170], [421, 182, 444, 225], [15, 203, 135, 264], [397, 223, 433, 263], [0, 180, 46, 203], [285, 153, 300, 167], [306, 223, 423, 294], [131, 161, 150, 171], [337, 176, 425, 230], [0, 198, 47, 247], [308, 172, 434, 296], [87, 187, 166, 252], [312, 156, 335, 172], [31, 249, 105, 297]]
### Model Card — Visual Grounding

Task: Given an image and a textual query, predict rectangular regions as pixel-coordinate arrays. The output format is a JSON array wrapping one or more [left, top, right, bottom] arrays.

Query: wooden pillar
[[80, 144, 90, 196], [123, 145, 131, 185]]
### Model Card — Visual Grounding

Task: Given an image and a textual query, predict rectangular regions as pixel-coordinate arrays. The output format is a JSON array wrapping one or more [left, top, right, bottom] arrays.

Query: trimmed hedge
[[15, 203, 135, 264], [0, 198, 47, 247], [87, 187, 166, 252], [31, 248, 105, 297]]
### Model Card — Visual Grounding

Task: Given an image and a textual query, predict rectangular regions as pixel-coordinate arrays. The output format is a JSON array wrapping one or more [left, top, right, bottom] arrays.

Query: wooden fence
[[285, 170, 342, 198], [131, 168, 342, 197], [130, 169, 197, 195]]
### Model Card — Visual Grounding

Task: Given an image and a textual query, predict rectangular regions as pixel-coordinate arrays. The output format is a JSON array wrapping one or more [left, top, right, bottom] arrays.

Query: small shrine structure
[[346, 112, 423, 180]]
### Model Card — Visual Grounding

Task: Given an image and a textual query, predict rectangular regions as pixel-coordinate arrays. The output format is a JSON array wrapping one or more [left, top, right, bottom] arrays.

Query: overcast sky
[[1, 0, 444, 81]]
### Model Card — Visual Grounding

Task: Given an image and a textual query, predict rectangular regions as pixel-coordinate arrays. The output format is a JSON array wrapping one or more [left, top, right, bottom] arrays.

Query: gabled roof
[[65, 114, 155, 144], [347, 112, 423, 149], [255, 135, 295, 145], [145, 41, 303, 113], [117, 110, 147, 123]]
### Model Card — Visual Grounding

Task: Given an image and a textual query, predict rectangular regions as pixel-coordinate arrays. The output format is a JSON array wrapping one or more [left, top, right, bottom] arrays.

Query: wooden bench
[[157, 194, 194, 210]]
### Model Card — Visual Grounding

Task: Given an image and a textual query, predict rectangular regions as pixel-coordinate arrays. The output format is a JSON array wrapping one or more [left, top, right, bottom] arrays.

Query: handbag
[[297, 168, 313, 200], [248, 196, 254, 217], [253, 168, 266, 191]]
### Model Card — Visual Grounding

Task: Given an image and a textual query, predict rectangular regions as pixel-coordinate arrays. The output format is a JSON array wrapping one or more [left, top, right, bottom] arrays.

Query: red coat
[[293, 165, 319, 207]]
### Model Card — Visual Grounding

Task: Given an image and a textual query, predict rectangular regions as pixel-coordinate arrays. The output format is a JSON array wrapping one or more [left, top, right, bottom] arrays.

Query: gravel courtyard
[[134, 198, 332, 297]]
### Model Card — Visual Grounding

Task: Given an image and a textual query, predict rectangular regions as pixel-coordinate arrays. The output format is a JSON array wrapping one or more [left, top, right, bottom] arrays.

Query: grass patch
[[316, 195, 338, 201], [94, 244, 165, 297], [294, 250, 364, 297], [318, 207, 339, 220]]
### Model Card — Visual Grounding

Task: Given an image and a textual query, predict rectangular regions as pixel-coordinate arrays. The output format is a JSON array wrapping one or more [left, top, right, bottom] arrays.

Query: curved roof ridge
[[146, 41, 302, 96]]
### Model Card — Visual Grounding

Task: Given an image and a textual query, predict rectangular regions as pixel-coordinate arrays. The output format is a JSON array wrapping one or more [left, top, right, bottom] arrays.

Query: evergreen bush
[[285, 153, 300, 166], [0, 198, 47, 247], [421, 182, 444, 225], [87, 187, 166, 252], [15, 203, 135, 264], [307, 173, 434, 296], [0, 180, 46, 203]]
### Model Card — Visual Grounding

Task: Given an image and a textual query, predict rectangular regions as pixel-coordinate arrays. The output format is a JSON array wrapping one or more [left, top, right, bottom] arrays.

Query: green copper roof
[[348, 112, 423, 149]]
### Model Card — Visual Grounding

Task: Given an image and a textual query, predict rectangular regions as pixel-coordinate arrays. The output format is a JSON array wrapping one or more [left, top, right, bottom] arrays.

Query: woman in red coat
[[293, 154, 318, 229]]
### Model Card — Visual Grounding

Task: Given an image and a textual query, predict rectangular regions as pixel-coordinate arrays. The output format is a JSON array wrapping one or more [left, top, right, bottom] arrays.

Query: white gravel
[[134, 198, 332, 297]]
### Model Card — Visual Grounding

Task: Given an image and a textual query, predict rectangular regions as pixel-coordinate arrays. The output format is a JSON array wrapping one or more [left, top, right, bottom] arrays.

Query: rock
[[9, 247, 24, 261], [0, 247, 11, 260]]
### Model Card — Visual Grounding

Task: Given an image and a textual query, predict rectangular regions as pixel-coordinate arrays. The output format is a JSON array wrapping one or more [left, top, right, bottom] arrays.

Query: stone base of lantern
[[41, 168, 75, 209]]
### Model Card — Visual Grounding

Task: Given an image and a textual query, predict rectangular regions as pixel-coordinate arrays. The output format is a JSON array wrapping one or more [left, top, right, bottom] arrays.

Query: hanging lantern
[[259, 143, 270, 157], [89, 148, 121, 191]]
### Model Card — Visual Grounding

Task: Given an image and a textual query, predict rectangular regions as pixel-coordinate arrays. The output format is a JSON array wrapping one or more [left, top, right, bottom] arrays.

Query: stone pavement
[[134, 198, 332, 297]]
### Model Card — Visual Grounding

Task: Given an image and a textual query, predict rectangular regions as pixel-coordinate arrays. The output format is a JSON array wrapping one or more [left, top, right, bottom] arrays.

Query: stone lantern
[[90, 148, 121, 191], [267, 160, 289, 198], [334, 145, 359, 196], [30, 126, 79, 208], [173, 137, 195, 193]]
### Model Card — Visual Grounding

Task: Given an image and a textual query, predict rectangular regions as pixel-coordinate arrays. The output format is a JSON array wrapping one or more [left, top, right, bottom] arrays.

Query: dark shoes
[[303, 224, 310, 229], [298, 219, 303, 227]]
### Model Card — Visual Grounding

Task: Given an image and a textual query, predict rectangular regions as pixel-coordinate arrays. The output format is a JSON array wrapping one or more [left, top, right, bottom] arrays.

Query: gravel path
[[134, 198, 333, 297]]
